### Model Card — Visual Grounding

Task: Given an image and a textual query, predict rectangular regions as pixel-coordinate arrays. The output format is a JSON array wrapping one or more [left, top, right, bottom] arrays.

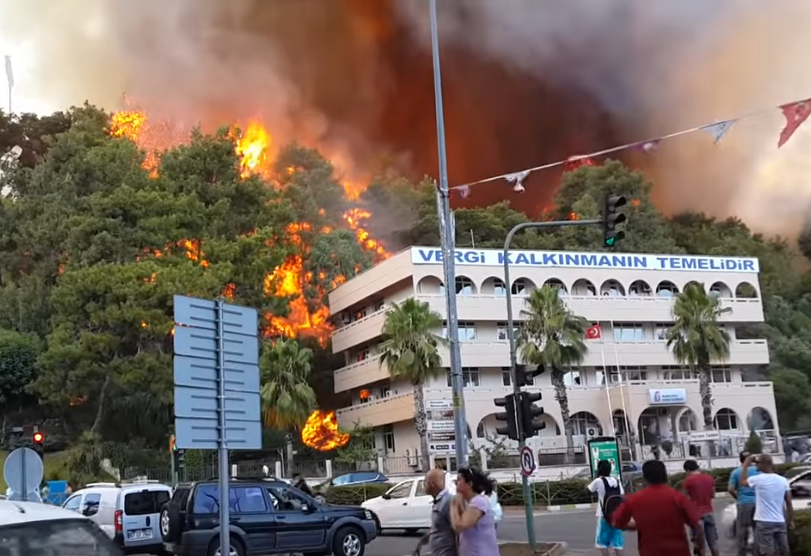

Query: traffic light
[[515, 364, 545, 387], [176, 449, 186, 471], [494, 394, 520, 441], [169, 434, 177, 453], [32, 431, 44, 461], [518, 392, 546, 439], [603, 195, 627, 247]]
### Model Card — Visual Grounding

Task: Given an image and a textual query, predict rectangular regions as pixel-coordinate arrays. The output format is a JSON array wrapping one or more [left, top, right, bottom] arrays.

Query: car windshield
[[0, 518, 120, 556], [125, 490, 171, 515]]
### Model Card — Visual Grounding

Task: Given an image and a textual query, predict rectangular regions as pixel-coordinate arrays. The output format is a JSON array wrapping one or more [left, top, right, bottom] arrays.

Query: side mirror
[[382, 494, 391, 500]]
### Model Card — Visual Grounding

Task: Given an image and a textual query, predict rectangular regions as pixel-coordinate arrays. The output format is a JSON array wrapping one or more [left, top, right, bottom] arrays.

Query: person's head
[[739, 451, 751, 464], [292, 473, 301, 481], [425, 468, 446, 498], [642, 460, 668, 485], [457, 467, 494, 499], [683, 459, 699, 473], [596, 459, 612, 478], [754, 453, 774, 473]]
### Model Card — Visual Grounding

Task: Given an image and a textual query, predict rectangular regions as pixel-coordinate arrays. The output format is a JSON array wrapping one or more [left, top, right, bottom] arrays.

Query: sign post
[[3, 447, 44, 502], [173, 296, 262, 556], [520, 446, 536, 477], [587, 437, 623, 481]]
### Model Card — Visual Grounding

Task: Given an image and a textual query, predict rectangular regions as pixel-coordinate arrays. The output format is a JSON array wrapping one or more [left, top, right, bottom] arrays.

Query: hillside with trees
[[0, 105, 809, 479]]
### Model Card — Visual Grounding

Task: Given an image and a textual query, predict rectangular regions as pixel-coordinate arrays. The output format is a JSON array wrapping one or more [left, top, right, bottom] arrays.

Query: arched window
[[600, 279, 625, 297], [543, 279, 568, 295], [512, 278, 533, 296], [656, 281, 679, 298], [709, 282, 732, 298], [714, 408, 739, 431], [735, 282, 758, 299], [455, 276, 475, 295], [492, 278, 506, 296], [629, 280, 652, 296], [572, 279, 597, 296]]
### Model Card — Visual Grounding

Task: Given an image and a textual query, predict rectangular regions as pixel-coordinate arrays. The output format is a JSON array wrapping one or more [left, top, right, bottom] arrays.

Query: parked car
[[160, 477, 378, 556], [313, 471, 389, 502], [62, 479, 171, 555], [362, 473, 456, 533], [1, 498, 121, 555]]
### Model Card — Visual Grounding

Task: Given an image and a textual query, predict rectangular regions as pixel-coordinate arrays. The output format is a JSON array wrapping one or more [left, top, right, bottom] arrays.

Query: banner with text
[[411, 247, 759, 273]]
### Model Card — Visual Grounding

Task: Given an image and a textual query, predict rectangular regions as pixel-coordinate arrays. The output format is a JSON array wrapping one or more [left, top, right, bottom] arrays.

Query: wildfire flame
[[111, 102, 389, 346], [301, 410, 350, 451]]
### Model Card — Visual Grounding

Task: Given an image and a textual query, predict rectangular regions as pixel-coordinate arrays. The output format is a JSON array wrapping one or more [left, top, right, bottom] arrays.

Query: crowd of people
[[404, 449, 794, 556]]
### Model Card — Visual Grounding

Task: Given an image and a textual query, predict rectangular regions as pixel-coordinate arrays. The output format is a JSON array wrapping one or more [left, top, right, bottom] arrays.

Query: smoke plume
[[1, 0, 809, 236]]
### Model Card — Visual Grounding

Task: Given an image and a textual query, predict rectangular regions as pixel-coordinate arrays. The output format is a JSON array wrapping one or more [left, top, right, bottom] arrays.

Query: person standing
[[291, 472, 314, 497], [682, 460, 720, 556], [612, 460, 705, 556], [740, 454, 793, 556], [729, 450, 759, 556], [415, 469, 456, 556], [587, 459, 625, 556], [451, 467, 500, 556]]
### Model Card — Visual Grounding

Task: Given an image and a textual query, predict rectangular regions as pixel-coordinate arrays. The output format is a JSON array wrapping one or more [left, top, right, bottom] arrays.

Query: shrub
[[745, 432, 763, 455], [325, 483, 392, 505], [790, 510, 811, 556]]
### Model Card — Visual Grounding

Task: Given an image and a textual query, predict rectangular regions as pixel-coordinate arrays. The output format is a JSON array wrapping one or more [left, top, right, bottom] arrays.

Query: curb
[[545, 503, 596, 512], [497, 540, 569, 556]]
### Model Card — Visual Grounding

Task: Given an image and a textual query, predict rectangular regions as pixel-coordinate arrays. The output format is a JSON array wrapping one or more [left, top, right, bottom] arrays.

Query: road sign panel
[[587, 436, 622, 480], [174, 355, 260, 393], [174, 386, 261, 422], [175, 417, 263, 450], [4, 447, 44, 498], [174, 295, 258, 335], [173, 326, 259, 364], [689, 431, 721, 442], [520, 446, 536, 477]]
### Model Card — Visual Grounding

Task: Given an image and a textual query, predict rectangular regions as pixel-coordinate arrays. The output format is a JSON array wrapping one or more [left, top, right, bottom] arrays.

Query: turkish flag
[[778, 99, 811, 148], [585, 324, 602, 340]]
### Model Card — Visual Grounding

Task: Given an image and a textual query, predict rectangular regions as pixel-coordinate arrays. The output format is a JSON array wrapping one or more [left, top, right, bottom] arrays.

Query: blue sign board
[[173, 295, 261, 450], [4, 447, 44, 502]]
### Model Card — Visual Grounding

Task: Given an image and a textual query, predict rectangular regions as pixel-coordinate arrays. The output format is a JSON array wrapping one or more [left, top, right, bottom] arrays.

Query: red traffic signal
[[33, 432, 44, 444]]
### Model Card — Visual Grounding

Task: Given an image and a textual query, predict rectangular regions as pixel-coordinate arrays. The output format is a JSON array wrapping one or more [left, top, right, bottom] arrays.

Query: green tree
[[334, 423, 378, 467], [666, 283, 731, 436], [770, 368, 811, 430], [518, 285, 589, 460], [378, 298, 447, 470], [260, 338, 318, 430], [0, 329, 41, 430]]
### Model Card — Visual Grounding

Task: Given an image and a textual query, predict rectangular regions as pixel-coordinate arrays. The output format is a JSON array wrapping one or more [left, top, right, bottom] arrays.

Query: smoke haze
[[0, 0, 809, 237]]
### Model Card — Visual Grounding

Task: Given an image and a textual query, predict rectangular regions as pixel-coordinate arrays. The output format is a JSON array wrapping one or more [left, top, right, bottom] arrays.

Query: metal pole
[[216, 300, 231, 556], [429, 0, 468, 468], [21, 448, 26, 502], [504, 219, 602, 549]]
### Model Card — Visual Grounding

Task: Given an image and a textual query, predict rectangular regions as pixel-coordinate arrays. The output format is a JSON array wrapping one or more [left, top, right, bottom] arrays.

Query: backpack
[[600, 477, 624, 521]]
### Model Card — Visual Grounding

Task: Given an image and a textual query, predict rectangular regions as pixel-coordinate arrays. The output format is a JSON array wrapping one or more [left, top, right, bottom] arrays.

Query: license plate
[[127, 529, 153, 540]]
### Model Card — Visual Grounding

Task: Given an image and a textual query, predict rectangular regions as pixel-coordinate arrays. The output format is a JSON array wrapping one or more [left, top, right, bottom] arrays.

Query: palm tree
[[260, 337, 318, 430], [519, 285, 589, 461], [378, 298, 447, 470], [666, 283, 730, 440]]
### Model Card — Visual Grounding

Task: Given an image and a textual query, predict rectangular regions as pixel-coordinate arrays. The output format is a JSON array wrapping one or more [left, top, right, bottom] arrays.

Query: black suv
[[160, 478, 377, 556]]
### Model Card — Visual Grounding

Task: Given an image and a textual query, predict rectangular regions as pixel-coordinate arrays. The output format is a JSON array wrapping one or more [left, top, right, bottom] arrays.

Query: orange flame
[[234, 122, 271, 178], [301, 410, 350, 451]]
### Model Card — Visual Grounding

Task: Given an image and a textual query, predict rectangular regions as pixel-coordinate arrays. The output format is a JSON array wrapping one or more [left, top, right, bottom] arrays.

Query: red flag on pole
[[778, 98, 811, 148], [585, 324, 602, 340]]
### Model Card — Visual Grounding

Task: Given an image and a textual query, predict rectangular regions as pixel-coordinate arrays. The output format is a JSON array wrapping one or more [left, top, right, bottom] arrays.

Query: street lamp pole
[[429, 0, 468, 468]]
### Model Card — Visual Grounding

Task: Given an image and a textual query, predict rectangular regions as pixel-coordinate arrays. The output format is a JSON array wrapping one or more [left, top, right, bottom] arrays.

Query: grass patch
[[0, 450, 72, 491]]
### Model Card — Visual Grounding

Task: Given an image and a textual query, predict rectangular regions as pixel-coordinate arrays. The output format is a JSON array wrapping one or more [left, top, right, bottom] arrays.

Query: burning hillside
[[110, 103, 389, 345]]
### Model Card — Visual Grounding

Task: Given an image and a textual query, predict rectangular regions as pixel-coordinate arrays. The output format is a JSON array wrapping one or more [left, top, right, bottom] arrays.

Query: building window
[[441, 321, 476, 340], [564, 370, 582, 386], [621, 366, 648, 381], [715, 408, 738, 431], [601, 280, 625, 296], [501, 369, 511, 386], [496, 322, 521, 341], [379, 385, 391, 398], [447, 368, 480, 388], [374, 300, 385, 312], [711, 366, 732, 383], [654, 323, 672, 341], [456, 277, 475, 295], [663, 366, 697, 380], [512, 279, 530, 296], [354, 348, 370, 363], [615, 323, 644, 342], [384, 429, 395, 452], [629, 280, 652, 296], [493, 278, 507, 296], [656, 281, 678, 298], [476, 421, 486, 438], [596, 366, 620, 385]]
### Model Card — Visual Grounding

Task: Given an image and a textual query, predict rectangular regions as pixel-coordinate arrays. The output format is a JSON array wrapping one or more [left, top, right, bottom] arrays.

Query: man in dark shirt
[[415, 469, 456, 556], [613, 460, 705, 556], [683, 459, 720, 556]]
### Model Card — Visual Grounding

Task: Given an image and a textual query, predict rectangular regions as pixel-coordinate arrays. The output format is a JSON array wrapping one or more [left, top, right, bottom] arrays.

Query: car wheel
[[206, 536, 245, 556], [160, 503, 181, 543], [405, 529, 420, 536], [332, 526, 365, 556]]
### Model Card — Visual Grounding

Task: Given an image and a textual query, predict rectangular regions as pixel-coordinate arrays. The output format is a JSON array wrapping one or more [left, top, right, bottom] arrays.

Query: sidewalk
[[503, 491, 732, 514]]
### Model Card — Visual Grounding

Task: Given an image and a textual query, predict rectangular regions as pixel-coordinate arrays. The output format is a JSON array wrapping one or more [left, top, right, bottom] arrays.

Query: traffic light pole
[[503, 219, 601, 549]]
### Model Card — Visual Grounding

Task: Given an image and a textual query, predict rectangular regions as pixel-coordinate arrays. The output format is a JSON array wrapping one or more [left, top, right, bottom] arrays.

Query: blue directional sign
[[4, 447, 44, 502], [173, 295, 262, 450]]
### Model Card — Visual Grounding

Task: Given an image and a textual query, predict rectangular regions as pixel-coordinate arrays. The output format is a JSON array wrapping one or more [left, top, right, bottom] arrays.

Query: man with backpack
[[683, 460, 720, 556], [587, 459, 626, 555]]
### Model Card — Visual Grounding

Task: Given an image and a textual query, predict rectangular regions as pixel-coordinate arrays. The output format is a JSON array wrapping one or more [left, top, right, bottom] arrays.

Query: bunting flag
[[778, 99, 811, 148], [700, 120, 736, 144], [447, 94, 811, 198], [4, 56, 12, 90]]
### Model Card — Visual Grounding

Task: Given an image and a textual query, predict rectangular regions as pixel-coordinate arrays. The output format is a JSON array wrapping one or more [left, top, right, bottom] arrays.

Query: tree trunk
[[698, 363, 716, 456], [551, 367, 575, 463], [412, 383, 431, 471], [90, 373, 112, 435]]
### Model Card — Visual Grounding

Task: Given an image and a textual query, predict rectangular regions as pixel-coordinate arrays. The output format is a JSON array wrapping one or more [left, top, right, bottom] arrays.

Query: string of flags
[[451, 96, 811, 199]]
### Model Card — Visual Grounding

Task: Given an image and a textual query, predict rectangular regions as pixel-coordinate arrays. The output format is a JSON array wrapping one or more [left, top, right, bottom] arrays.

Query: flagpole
[[600, 343, 616, 437], [4, 55, 12, 114], [611, 320, 634, 457]]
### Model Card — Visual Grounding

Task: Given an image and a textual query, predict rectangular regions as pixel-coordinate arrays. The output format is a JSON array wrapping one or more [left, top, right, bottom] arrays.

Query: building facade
[[327, 246, 778, 469]]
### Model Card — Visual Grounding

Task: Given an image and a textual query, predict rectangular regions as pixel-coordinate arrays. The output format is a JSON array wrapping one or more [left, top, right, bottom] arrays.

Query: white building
[[327, 246, 778, 470]]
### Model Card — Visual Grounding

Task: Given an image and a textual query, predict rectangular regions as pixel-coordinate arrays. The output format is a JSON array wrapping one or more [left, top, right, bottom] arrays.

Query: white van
[[62, 479, 172, 555]]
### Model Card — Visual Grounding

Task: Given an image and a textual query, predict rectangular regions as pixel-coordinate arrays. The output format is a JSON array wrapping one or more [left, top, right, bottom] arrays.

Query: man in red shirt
[[683, 460, 720, 556], [612, 460, 705, 556]]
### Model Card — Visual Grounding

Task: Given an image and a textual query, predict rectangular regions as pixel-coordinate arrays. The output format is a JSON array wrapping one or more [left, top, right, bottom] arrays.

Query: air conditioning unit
[[587, 428, 598, 438], [384, 390, 392, 398], [406, 449, 419, 467]]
